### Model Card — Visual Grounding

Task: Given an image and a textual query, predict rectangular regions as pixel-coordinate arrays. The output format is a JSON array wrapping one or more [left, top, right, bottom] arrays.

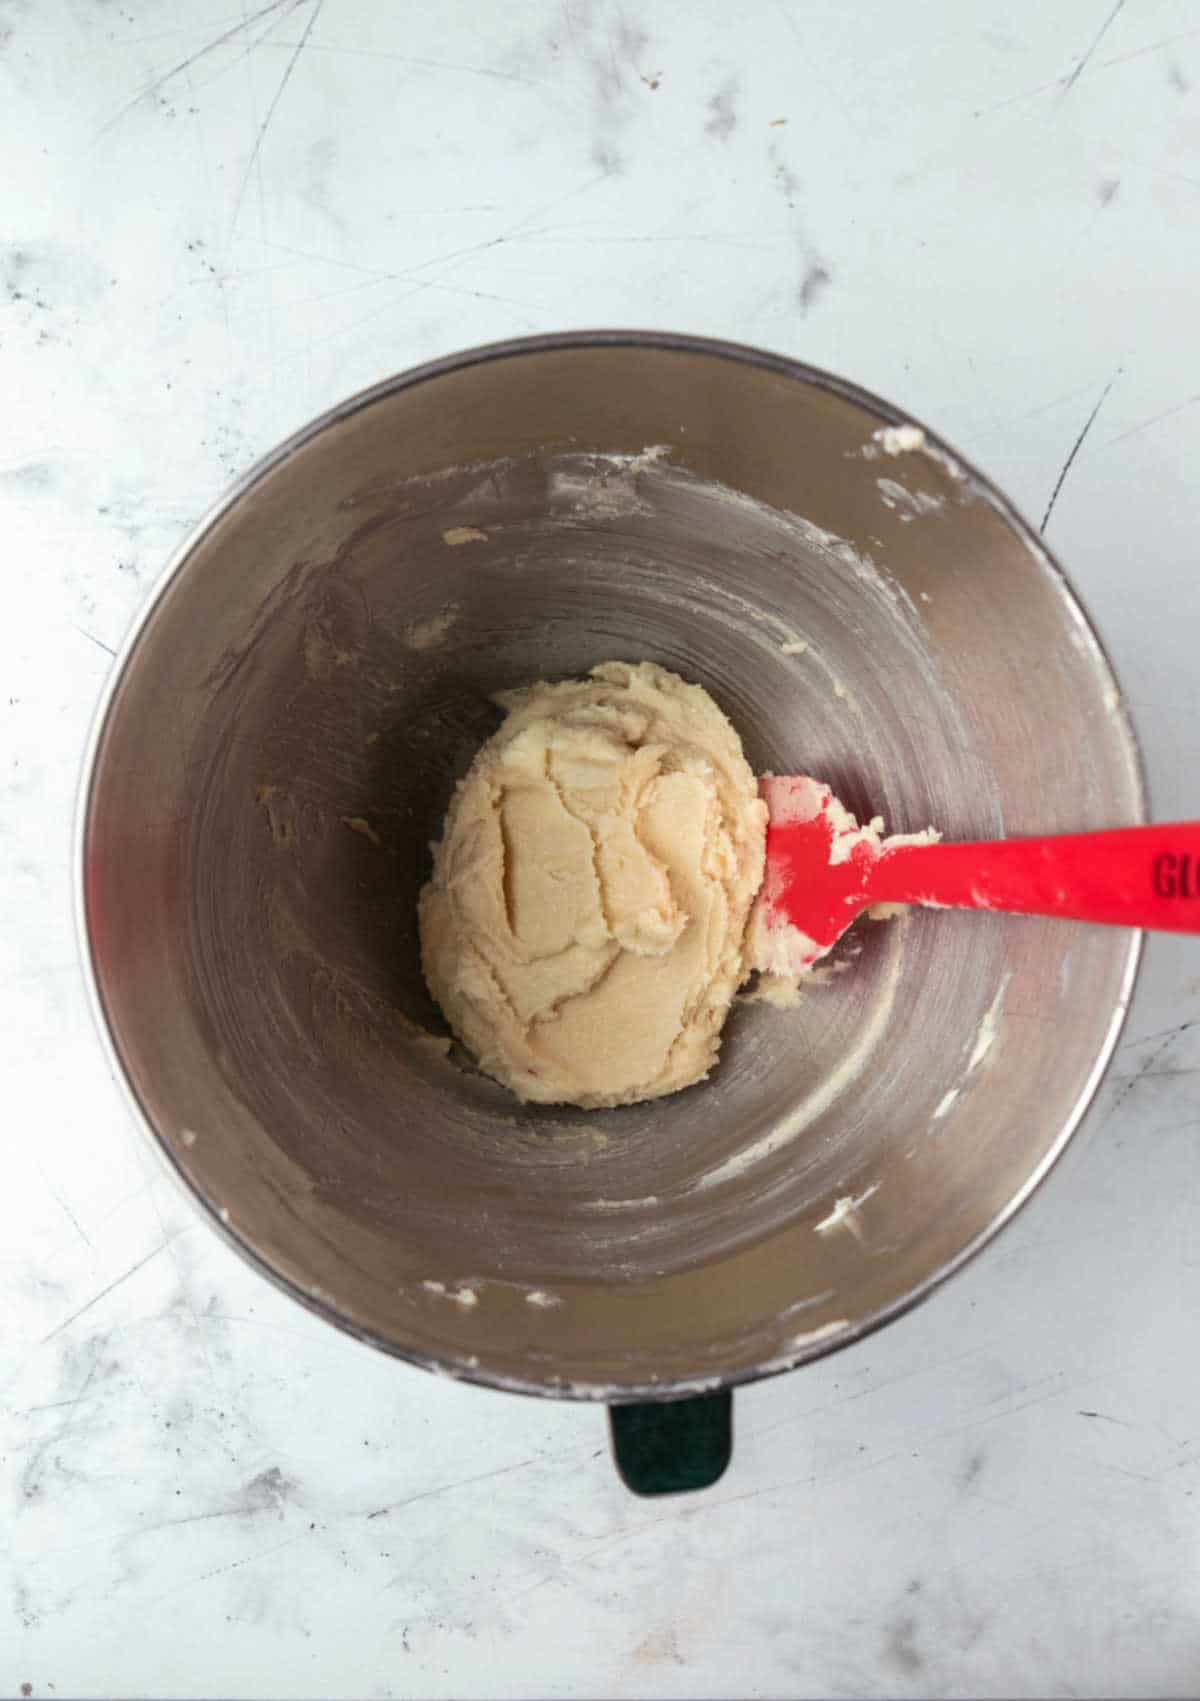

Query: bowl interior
[[84, 340, 1141, 1395]]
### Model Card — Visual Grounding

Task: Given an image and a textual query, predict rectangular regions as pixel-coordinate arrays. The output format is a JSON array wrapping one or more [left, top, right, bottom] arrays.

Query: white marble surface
[[3, 1, 1200, 1695]]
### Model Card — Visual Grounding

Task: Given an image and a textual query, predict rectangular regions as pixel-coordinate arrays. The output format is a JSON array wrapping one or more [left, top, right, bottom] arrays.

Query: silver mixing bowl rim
[[74, 330, 1146, 1404]]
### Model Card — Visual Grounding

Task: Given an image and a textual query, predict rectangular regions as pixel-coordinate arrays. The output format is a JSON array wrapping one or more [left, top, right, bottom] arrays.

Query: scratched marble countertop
[[3, 1, 1199, 1696]]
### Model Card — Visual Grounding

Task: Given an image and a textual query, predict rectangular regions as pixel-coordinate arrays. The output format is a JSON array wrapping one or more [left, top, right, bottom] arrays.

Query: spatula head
[[752, 775, 881, 975]]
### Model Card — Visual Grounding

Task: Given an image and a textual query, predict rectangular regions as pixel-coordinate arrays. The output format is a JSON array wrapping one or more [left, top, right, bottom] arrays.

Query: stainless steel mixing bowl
[[79, 333, 1142, 1488]]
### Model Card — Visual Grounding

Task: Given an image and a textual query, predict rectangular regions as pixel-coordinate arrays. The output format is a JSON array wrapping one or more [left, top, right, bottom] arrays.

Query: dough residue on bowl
[[418, 661, 768, 1108]]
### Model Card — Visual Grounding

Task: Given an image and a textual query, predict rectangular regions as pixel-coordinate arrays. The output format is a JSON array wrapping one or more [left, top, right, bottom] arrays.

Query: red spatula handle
[[870, 822, 1200, 933]]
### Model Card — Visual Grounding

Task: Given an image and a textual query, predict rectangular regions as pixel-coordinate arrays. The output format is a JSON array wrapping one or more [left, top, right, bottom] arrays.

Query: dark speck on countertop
[[705, 77, 738, 142], [798, 263, 832, 312], [885, 1613, 923, 1675], [959, 1447, 987, 1490], [236, 1464, 303, 1516]]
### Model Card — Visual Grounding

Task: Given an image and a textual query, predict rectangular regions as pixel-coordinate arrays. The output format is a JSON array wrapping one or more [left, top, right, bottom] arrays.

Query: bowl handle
[[608, 1390, 733, 1495]]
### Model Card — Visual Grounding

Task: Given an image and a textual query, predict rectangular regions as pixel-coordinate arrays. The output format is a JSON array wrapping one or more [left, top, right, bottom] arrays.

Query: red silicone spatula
[[757, 774, 1200, 974]]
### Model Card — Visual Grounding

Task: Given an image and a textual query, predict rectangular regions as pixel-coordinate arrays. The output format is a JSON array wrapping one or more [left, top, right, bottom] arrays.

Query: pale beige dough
[[419, 661, 768, 1108]]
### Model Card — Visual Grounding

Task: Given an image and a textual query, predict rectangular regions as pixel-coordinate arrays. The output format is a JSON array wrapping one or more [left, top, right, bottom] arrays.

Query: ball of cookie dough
[[418, 661, 768, 1108]]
